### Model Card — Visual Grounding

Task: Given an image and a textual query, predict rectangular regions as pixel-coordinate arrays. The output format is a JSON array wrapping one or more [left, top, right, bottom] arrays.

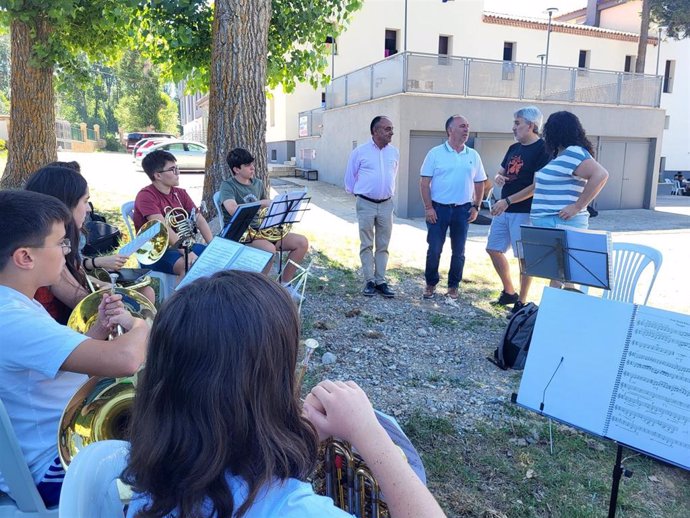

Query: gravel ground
[[299, 266, 520, 432]]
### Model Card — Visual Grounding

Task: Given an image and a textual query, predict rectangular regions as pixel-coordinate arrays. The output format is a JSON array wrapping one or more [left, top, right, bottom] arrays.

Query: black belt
[[357, 194, 391, 204], [432, 201, 470, 208]]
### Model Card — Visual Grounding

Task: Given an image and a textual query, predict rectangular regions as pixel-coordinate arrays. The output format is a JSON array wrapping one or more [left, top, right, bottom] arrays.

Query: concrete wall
[[296, 93, 665, 218], [266, 140, 295, 164]]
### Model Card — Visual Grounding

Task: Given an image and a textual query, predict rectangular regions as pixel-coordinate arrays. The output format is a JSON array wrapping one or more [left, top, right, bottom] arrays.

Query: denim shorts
[[149, 243, 207, 274], [530, 213, 589, 230], [486, 212, 531, 257]]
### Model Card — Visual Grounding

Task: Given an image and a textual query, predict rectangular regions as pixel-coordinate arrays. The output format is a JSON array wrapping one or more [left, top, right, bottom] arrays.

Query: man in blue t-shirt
[[487, 107, 550, 315]]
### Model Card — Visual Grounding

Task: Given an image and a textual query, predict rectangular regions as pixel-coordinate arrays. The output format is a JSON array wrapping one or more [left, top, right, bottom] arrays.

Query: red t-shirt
[[132, 185, 197, 231], [34, 287, 72, 325]]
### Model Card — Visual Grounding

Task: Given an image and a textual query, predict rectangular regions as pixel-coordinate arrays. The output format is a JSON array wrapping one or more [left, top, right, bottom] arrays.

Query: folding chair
[[120, 201, 176, 300], [0, 398, 58, 517]]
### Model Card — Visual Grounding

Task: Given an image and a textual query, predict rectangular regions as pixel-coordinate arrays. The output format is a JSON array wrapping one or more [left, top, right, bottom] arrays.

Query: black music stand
[[254, 192, 310, 282], [518, 225, 611, 289], [220, 202, 261, 242]]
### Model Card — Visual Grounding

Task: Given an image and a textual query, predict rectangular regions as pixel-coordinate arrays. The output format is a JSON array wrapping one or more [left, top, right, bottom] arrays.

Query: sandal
[[423, 285, 436, 299]]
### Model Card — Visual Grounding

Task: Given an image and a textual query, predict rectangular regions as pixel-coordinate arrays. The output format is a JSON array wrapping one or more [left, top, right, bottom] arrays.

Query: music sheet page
[[606, 305, 690, 469]]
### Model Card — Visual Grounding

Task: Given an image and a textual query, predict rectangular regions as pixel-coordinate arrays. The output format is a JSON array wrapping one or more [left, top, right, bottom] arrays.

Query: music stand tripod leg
[[607, 444, 632, 518]]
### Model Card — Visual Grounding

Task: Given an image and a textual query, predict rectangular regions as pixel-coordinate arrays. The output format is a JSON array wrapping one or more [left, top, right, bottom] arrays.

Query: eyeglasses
[[31, 238, 71, 255], [157, 165, 179, 175]]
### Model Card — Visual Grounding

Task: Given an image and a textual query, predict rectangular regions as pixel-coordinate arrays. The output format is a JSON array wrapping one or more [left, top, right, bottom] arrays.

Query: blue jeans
[[425, 202, 470, 288]]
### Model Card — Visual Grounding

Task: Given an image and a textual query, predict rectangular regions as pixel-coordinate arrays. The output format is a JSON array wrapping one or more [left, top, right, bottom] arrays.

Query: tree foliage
[[651, 0, 690, 38], [135, 0, 363, 94]]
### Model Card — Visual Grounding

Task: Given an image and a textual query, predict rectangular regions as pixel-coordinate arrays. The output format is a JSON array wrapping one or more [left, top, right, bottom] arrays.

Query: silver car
[[135, 139, 207, 172]]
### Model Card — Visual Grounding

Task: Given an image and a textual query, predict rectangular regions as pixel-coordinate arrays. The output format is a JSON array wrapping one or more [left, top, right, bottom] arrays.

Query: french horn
[[132, 219, 169, 265]]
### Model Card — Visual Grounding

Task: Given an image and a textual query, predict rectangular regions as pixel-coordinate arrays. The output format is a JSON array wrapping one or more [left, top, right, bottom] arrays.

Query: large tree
[[136, 0, 362, 208], [637, 0, 690, 73], [0, 0, 137, 188]]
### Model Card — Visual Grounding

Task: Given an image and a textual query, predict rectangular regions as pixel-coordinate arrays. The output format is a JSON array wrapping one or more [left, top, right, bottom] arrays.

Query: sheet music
[[230, 246, 274, 272], [176, 238, 273, 290], [606, 305, 690, 468], [517, 288, 690, 470], [118, 222, 163, 257], [260, 190, 307, 229]]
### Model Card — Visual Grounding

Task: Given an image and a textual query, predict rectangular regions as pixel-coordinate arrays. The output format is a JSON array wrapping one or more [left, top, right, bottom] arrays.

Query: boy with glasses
[[133, 150, 214, 278], [0, 190, 149, 507]]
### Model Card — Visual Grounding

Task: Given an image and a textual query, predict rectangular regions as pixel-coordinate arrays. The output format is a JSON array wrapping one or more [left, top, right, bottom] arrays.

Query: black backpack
[[491, 302, 539, 370]]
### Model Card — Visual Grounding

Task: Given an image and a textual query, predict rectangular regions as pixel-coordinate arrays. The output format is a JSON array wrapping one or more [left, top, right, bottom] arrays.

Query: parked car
[[125, 132, 176, 152], [134, 140, 207, 172], [132, 137, 174, 159]]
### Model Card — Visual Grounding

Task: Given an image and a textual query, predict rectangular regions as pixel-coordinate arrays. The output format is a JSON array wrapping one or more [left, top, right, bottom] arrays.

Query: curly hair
[[542, 111, 595, 158], [122, 271, 318, 518]]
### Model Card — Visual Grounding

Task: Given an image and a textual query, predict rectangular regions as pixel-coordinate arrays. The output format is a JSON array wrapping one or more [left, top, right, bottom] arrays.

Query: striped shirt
[[530, 146, 591, 217]]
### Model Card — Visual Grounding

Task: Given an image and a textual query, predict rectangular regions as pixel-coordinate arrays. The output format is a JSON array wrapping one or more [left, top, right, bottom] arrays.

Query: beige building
[[179, 0, 687, 215]]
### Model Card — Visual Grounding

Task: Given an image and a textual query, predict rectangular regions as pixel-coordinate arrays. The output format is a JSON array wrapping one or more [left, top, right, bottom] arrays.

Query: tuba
[[241, 207, 292, 243], [57, 285, 156, 468], [297, 340, 393, 518]]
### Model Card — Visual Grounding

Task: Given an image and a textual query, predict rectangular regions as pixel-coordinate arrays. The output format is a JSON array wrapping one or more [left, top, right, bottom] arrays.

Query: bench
[[294, 167, 319, 181]]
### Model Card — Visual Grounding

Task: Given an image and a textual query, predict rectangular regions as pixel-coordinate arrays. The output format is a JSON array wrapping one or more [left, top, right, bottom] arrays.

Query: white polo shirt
[[420, 141, 487, 205]]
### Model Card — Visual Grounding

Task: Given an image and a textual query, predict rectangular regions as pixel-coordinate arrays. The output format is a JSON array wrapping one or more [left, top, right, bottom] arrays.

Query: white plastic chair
[[671, 180, 683, 195], [582, 242, 662, 305], [213, 191, 226, 230], [120, 201, 176, 300], [58, 441, 129, 518], [0, 398, 58, 517]]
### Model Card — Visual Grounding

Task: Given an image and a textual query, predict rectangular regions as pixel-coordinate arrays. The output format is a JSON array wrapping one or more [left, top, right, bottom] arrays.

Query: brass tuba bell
[[131, 219, 169, 265], [57, 286, 156, 468]]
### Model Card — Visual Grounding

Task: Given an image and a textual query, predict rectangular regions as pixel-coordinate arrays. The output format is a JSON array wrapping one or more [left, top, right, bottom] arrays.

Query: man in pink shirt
[[344, 116, 399, 298]]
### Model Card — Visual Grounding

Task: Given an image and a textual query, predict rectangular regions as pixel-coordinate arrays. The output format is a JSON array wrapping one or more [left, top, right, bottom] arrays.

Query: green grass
[[403, 407, 690, 517]]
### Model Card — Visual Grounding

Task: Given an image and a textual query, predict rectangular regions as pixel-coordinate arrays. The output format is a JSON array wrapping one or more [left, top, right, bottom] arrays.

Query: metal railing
[[325, 51, 662, 111]]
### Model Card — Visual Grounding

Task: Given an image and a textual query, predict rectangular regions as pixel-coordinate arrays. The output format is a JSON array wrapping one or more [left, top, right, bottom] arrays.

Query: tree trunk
[[1, 18, 57, 189], [203, 0, 271, 217], [635, 0, 651, 73]]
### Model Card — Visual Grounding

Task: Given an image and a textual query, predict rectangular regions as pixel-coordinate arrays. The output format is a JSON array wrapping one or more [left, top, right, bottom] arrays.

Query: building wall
[[296, 93, 665, 217]]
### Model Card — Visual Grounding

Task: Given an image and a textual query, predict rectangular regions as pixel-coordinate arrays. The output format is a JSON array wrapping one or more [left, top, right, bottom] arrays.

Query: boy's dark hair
[[46, 160, 81, 173], [226, 148, 255, 175], [142, 150, 177, 181], [0, 190, 71, 271], [123, 270, 317, 518]]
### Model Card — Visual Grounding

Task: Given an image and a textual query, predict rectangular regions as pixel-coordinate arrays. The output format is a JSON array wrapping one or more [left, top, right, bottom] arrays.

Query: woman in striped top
[[497, 111, 609, 230]]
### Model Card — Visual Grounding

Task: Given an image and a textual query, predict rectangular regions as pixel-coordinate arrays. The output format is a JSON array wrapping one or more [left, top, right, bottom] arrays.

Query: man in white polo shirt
[[419, 114, 486, 300], [345, 116, 399, 298]]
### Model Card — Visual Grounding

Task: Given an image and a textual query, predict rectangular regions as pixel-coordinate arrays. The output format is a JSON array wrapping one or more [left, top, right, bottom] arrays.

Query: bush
[[103, 134, 121, 152], [0, 138, 6, 151]]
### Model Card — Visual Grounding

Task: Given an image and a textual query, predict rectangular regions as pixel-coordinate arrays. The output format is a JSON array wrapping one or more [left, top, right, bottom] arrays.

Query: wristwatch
[[504, 197, 512, 207], [471, 204, 480, 211]]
